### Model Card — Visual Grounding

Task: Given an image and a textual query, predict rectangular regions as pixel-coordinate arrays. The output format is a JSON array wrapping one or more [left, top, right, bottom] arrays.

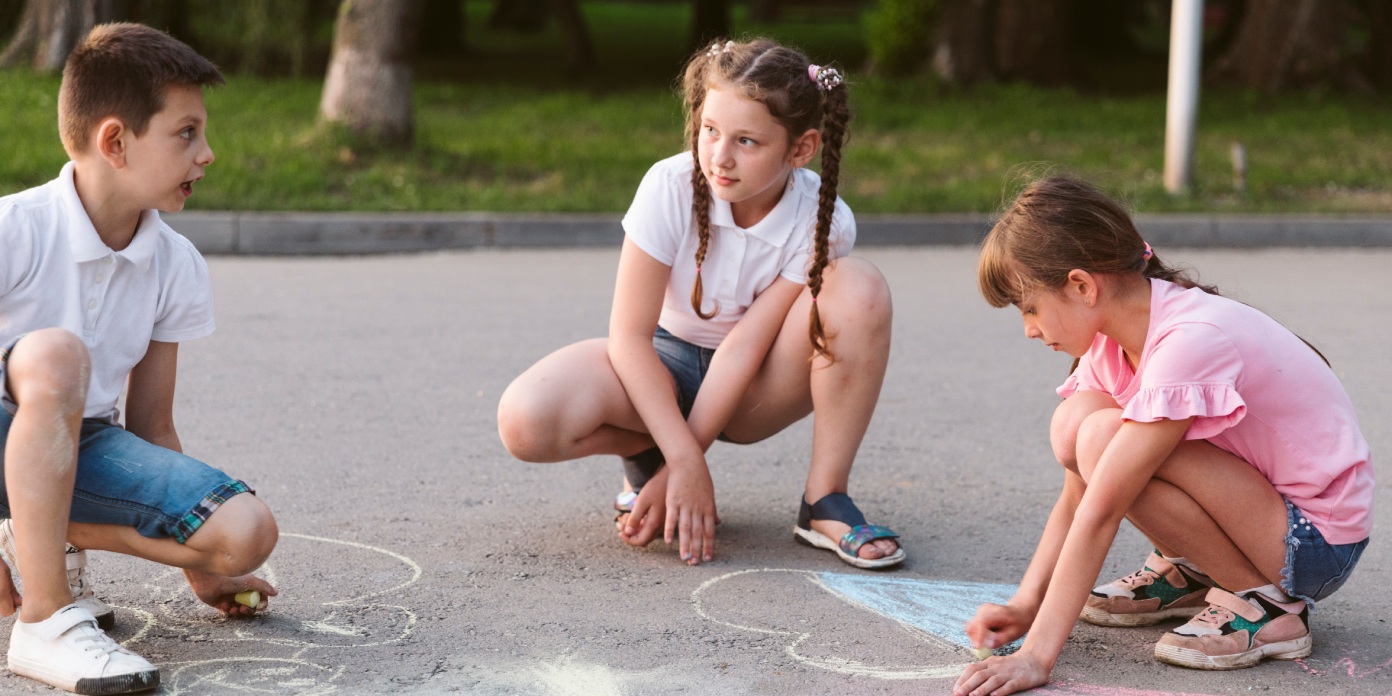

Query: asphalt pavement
[[4, 245, 1387, 696]]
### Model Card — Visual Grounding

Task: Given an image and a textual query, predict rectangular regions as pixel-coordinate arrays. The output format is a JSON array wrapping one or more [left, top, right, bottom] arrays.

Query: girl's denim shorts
[[0, 334, 249, 544], [652, 326, 715, 418], [1283, 498, 1368, 607]]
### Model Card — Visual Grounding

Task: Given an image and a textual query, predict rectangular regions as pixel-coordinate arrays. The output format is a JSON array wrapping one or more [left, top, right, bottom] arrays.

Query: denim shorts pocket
[[1311, 538, 1367, 601]]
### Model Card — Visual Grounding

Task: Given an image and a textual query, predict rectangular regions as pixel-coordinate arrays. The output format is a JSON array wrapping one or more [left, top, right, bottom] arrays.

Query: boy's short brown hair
[[58, 23, 223, 156]]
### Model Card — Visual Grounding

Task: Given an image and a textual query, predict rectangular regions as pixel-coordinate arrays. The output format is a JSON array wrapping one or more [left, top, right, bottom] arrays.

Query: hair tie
[[707, 40, 733, 58], [807, 64, 843, 91], [1142, 241, 1154, 260]]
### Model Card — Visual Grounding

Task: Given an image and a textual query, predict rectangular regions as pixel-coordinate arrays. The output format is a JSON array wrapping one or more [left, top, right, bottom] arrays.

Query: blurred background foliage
[[1, 0, 1389, 214]]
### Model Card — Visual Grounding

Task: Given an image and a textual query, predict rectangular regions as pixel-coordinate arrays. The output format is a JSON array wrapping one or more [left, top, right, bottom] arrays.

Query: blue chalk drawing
[[813, 573, 1023, 651]]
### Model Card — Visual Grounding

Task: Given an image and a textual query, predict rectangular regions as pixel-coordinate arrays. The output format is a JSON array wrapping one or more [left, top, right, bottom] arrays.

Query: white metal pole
[[1164, 0, 1204, 194]]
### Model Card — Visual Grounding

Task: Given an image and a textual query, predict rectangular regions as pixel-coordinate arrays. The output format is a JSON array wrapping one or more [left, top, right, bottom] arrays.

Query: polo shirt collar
[[706, 173, 805, 248], [57, 161, 159, 271]]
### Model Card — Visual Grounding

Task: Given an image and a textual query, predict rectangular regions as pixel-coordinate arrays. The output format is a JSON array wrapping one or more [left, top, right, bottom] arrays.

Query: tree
[[927, 0, 1074, 86], [0, 0, 95, 72], [1363, 0, 1392, 89], [1210, 0, 1367, 92], [318, 0, 426, 147], [689, 0, 730, 51]]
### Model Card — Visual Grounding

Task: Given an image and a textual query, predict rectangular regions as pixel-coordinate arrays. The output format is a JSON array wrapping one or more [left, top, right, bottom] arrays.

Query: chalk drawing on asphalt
[[692, 568, 1020, 680], [106, 532, 421, 695]]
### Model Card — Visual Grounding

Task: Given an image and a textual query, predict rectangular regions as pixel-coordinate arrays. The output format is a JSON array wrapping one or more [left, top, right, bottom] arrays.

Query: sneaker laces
[[1114, 566, 1162, 591], [65, 619, 136, 659], [1181, 604, 1237, 634]]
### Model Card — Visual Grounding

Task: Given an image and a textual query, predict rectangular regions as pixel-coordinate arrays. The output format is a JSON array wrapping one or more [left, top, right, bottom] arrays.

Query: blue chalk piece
[[815, 573, 1025, 650]]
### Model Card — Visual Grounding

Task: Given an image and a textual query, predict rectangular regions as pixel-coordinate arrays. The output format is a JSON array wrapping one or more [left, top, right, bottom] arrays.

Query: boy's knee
[[7, 329, 90, 410], [199, 494, 278, 576]]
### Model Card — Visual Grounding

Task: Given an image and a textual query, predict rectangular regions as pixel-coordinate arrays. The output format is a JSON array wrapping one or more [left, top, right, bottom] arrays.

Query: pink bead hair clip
[[807, 64, 843, 91]]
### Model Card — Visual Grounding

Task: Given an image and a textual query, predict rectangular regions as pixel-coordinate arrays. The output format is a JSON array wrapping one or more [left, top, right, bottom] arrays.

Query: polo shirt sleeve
[[150, 239, 215, 343], [1122, 322, 1246, 440], [621, 157, 690, 267], [780, 197, 855, 284], [0, 203, 33, 297]]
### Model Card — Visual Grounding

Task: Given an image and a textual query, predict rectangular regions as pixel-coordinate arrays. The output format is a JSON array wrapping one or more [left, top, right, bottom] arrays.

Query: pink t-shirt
[[1059, 278, 1373, 545]]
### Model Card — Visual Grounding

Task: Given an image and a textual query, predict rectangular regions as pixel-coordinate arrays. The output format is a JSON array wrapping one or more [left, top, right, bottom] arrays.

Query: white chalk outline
[[111, 531, 421, 695], [691, 568, 973, 680]]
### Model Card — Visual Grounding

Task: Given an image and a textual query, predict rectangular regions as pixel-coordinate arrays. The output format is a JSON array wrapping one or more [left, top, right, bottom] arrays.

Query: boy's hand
[[185, 569, 277, 618], [0, 563, 20, 617], [663, 459, 719, 566]]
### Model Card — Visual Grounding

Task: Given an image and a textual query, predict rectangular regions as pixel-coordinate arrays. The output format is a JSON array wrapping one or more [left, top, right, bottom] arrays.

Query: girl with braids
[[498, 38, 903, 569], [956, 176, 1371, 695]]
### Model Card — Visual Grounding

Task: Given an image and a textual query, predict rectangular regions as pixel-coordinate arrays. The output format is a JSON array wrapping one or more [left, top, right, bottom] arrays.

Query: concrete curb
[[166, 211, 1392, 255]]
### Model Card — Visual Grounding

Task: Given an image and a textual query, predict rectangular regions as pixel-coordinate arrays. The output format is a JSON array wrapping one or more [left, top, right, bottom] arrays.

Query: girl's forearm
[[1010, 472, 1085, 612], [1019, 504, 1122, 669], [608, 335, 705, 466]]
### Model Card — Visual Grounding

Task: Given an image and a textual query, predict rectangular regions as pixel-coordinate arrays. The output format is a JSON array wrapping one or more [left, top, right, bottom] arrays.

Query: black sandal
[[793, 493, 905, 569]]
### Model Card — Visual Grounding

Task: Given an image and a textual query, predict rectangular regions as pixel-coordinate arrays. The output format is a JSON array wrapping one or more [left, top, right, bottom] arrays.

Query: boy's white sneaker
[[7, 604, 159, 694], [0, 519, 115, 629]]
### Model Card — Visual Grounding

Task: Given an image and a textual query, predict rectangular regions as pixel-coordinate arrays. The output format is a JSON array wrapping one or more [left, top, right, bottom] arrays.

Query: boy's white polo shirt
[[0, 162, 215, 422], [622, 153, 855, 349]]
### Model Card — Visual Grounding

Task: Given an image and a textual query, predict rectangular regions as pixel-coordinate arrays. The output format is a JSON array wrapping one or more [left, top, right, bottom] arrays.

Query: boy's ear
[[95, 117, 129, 168], [788, 128, 821, 168]]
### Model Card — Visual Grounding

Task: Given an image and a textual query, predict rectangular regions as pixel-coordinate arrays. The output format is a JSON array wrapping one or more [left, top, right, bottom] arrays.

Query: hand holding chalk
[[971, 646, 993, 660], [234, 590, 261, 609]]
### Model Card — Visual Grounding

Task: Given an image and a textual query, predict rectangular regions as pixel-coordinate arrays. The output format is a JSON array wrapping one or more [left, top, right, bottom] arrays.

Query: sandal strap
[[800, 492, 869, 529], [839, 524, 900, 555]]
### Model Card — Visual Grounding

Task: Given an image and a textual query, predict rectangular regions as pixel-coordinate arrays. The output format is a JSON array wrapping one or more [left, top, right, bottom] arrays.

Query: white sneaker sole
[[1079, 602, 1203, 627], [8, 654, 159, 695], [1154, 635, 1313, 670]]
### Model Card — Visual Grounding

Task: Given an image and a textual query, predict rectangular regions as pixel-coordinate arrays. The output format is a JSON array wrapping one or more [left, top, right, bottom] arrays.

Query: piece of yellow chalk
[[971, 647, 993, 660], [234, 590, 261, 608]]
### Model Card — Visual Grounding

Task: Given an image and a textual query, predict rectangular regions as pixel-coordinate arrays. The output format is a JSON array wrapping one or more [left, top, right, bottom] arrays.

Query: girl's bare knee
[[820, 258, 891, 325], [496, 387, 552, 462], [1075, 408, 1123, 481]]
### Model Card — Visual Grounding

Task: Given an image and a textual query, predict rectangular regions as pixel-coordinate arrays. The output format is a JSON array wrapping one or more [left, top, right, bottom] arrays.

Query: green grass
[[1, 1, 1389, 214]]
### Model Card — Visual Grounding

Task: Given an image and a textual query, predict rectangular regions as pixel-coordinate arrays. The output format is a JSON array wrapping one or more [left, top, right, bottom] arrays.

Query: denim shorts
[[653, 326, 716, 418], [1282, 498, 1368, 607], [0, 336, 248, 544], [0, 333, 21, 414]]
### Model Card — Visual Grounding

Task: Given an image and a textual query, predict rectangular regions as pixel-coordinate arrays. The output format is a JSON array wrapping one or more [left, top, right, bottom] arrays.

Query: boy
[[0, 23, 278, 694]]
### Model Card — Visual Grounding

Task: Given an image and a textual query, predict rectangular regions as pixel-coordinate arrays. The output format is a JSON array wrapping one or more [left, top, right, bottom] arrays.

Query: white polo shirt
[[0, 162, 215, 422], [621, 153, 855, 349]]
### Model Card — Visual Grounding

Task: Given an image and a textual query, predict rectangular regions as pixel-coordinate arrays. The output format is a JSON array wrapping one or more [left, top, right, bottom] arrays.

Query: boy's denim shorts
[[0, 334, 249, 544], [1283, 498, 1368, 607]]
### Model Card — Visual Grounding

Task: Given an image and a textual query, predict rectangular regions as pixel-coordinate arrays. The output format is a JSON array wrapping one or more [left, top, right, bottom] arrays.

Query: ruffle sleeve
[[1122, 382, 1246, 440]]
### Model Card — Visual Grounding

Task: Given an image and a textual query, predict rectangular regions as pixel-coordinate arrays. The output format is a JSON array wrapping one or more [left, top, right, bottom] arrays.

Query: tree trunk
[[318, 0, 426, 147], [1210, 0, 1364, 92], [1365, 0, 1392, 89], [932, 0, 995, 86], [993, 0, 1072, 85], [689, 0, 730, 51], [553, 0, 593, 75], [0, 0, 96, 73]]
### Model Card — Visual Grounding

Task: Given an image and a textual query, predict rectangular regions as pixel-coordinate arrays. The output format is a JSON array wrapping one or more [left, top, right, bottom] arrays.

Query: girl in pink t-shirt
[[955, 176, 1372, 696]]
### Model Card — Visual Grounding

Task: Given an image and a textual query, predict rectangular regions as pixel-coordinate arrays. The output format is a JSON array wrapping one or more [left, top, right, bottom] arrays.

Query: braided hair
[[680, 38, 851, 359]]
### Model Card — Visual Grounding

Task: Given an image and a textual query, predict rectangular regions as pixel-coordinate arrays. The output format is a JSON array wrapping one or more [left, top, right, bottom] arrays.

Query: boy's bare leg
[[66, 493, 278, 616], [2, 330, 89, 622]]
